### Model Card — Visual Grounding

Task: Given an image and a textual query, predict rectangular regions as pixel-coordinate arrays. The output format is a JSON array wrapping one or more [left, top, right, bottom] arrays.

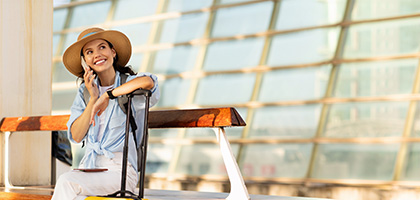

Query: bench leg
[[3, 131, 22, 190], [213, 128, 250, 200]]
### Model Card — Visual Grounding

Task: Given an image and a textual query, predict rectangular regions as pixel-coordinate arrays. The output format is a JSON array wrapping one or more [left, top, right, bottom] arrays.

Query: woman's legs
[[52, 154, 138, 200]]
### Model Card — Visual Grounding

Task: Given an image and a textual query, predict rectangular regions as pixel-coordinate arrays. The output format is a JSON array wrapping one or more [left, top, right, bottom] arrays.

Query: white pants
[[52, 152, 138, 200]]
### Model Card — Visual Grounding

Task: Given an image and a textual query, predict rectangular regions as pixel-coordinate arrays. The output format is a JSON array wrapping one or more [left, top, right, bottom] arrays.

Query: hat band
[[81, 31, 97, 39]]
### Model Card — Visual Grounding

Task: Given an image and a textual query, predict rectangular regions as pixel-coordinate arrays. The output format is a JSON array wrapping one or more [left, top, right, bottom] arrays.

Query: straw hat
[[63, 27, 132, 77]]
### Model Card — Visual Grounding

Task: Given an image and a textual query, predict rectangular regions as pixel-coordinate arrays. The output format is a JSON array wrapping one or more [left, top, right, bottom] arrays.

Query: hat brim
[[63, 30, 132, 77]]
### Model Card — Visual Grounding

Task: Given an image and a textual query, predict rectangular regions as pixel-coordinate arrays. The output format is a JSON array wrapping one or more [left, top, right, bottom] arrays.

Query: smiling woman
[[51, 27, 160, 200]]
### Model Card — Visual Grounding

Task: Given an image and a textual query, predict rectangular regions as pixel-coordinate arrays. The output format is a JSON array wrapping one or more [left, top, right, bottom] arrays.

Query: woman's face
[[82, 39, 116, 74]]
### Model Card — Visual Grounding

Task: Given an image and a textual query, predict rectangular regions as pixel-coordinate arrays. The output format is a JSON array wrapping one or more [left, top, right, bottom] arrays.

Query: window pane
[[241, 144, 313, 178], [259, 65, 331, 102], [218, 0, 255, 5], [152, 46, 198, 74], [334, 59, 418, 98], [160, 12, 209, 43], [146, 144, 175, 174], [175, 144, 239, 176], [53, 62, 76, 83], [52, 89, 77, 112], [212, 1, 272, 38], [68, 1, 111, 28], [344, 17, 420, 58], [267, 27, 339, 66], [410, 101, 420, 138], [129, 53, 143, 72], [401, 143, 420, 181], [166, 0, 212, 12], [312, 144, 399, 180], [352, 0, 420, 21], [204, 38, 265, 71], [249, 105, 322, 139], [276, 0, 346, 30], [323, 102, 409, 137], [53, 8, 68, 32], [157, 77, 190, 107], [114, 0, 158, 20], [53, 34, 61, 56], [112, 23, 152, 46], [194, 73, 256, 105], [61, 32, 79, 55], [149, 129, 180, 139]]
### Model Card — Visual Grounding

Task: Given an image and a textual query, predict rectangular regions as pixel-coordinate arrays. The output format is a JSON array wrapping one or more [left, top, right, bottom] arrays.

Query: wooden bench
[[0, 107, 250, 199]]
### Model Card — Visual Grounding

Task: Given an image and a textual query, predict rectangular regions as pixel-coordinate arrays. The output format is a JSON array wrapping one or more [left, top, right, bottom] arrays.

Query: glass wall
[[52, 0, 420, 187]]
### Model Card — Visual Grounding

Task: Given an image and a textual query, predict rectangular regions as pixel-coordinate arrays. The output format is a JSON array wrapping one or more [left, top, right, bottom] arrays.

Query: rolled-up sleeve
[[128, 72, 160, 109]]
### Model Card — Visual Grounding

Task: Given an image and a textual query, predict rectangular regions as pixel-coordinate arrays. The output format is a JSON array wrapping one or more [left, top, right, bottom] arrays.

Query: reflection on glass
[[146, 144, 175, 174], [312, 144, 399, 180], [267, 28, 339, 66], [352, 0, 420, 20], [166, 0, 212, 12], [249, 105, 321, 139], [212, 1, 272, 38], [113, 0, 158, 20], [344, 17, 420, 58], [160, 13, 209, 43], [152, 46, 198, 74], [175, 144, 239, 176], [276, 0, 346, 30], [68, 1, 111, 28], [112, 23, 152, 46], [53, 8, 68, 32], [194, 73, 256, 105], [157, 77, 190, 107], [334, 59, 418, 98], [401, 143, 420, 181], [259, 65, 331, 102], [240, 144, 313, 178], [323, 102, 409, 138], [204, 38, 264, 71]]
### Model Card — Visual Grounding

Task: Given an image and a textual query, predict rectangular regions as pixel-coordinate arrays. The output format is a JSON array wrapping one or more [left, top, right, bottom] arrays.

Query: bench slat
[[0, 107, 246, 132]]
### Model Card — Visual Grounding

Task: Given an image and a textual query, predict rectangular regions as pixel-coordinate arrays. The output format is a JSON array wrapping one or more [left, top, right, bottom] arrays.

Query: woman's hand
[[90, 93, 110, 126], [84, 69, 99, 99]]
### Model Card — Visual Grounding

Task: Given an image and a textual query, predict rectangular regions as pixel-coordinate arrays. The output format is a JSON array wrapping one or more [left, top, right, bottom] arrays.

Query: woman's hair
[[77, 40, 136, 85]]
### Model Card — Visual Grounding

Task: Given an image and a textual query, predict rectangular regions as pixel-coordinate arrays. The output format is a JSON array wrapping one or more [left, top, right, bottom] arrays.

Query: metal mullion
[[236, 0, 281, 167], [54, 0, 107, 9], [166, 0, 220, 177], [104, 0, 118, 25], [392, 58, 420, 181], [305, 0, 356, 179]]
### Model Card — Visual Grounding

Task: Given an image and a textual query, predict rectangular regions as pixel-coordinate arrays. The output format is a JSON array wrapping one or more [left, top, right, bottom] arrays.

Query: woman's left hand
[[90, 93, 109, 126]]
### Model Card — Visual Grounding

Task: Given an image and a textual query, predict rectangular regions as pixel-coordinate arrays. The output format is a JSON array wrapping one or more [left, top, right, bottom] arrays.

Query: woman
[[52, 27, 159, 200]]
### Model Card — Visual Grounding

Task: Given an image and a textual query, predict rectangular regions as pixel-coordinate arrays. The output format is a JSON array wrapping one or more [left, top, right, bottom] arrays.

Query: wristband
[[107, 89, 117, 99]]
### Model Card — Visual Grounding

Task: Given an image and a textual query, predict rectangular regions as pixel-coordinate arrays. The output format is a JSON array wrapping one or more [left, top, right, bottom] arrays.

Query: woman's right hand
[[84, 69, 99, 99]]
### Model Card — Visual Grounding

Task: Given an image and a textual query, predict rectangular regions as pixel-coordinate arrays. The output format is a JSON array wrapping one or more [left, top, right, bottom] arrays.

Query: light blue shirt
[[67, 71, 160, 172]]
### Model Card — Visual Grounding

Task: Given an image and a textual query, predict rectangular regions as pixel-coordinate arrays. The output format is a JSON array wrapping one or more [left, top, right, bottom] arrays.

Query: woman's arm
[[70, 69, 99, 143], [89, 76, 154, 126]]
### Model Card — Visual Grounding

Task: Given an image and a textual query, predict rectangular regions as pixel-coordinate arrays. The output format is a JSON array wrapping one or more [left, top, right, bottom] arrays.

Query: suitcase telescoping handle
[[118, 88, 152, 200]]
